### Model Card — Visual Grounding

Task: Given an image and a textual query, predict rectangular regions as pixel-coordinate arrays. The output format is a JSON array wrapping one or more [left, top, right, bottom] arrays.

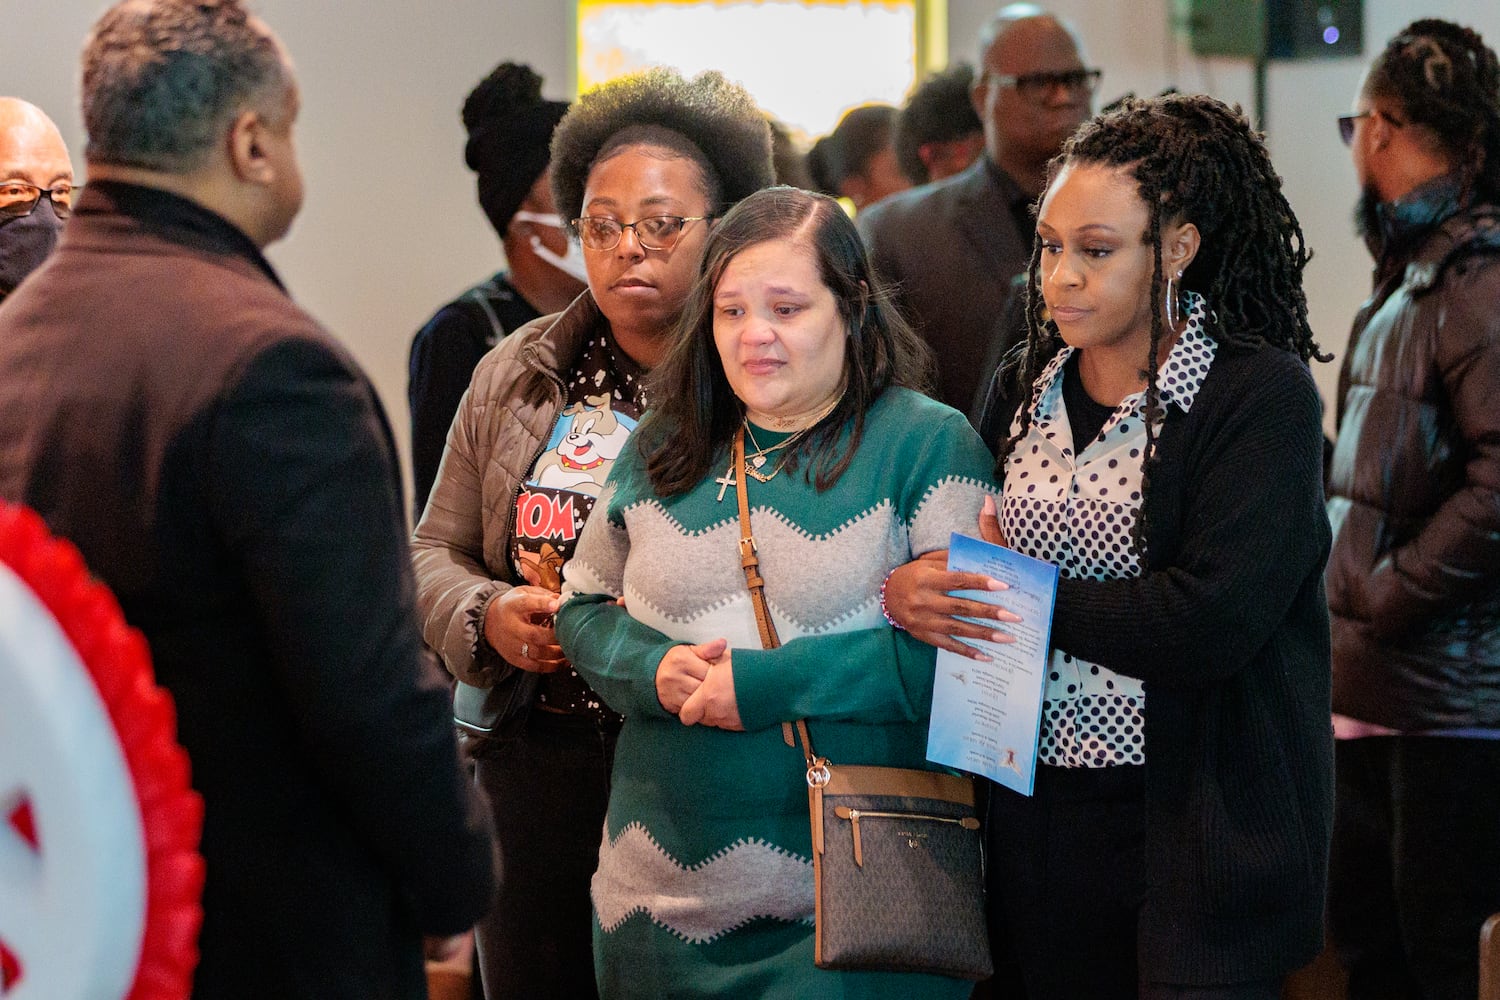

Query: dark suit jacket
[[0, 182, 494, 1000], [858, 157, 1033, 424]]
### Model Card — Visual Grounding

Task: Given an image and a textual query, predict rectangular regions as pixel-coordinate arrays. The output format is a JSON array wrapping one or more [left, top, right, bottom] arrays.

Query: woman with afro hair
[[412, 68, 774, 999], [884, 93, 1335, 998]]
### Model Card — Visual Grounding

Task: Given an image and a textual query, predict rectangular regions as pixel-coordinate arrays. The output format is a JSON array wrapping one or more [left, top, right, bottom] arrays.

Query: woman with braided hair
[[1347, 17, 1500, 227], [1326, 19, 1500, 1000], [883, 93, 1334, 998]]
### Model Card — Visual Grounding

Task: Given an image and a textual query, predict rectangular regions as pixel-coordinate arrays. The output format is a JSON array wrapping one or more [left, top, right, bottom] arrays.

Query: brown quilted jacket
[[411, 291, 602, 687]]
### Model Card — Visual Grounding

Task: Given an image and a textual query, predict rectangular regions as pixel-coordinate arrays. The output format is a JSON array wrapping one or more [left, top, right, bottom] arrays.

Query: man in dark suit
[[0, 3, 494, 997], [859, 5, 1097, 425]]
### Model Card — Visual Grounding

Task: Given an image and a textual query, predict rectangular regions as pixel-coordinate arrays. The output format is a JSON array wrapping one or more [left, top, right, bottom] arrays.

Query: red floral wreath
[[0, 503, 203, 1000]]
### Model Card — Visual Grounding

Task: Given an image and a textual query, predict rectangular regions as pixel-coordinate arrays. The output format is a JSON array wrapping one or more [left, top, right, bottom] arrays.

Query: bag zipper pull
[[834, 806, 863, 867]]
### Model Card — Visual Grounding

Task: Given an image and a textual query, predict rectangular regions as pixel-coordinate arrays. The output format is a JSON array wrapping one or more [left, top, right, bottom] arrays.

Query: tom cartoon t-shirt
[[509, 329, 646, 718]]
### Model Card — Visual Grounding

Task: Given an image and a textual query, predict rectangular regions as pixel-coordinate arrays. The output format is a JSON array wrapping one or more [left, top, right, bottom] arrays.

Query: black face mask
[[0, 197, 64, 297]]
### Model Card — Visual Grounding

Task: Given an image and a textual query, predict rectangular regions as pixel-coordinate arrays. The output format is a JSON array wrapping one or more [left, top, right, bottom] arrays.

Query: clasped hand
[[656, 638, 743, 731]]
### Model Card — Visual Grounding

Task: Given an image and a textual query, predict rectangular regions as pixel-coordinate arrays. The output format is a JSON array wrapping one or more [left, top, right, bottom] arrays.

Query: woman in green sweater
[[555, 186, 995, 997]]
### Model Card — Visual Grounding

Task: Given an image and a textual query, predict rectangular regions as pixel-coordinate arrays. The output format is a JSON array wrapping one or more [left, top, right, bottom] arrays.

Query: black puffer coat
[[1326, 180, 1500, 730]]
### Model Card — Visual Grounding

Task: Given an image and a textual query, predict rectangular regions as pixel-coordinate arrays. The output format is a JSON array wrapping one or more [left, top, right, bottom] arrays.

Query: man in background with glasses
[[859, 3, 1098, 428], [0, 97, 72, 304]]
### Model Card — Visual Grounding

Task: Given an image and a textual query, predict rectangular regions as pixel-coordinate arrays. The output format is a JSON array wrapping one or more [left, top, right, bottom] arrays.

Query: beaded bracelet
[[879, 568, 906, 631]]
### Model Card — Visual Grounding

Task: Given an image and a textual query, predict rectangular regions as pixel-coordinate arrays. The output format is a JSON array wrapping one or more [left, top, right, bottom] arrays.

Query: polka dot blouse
[[1000, 294, 1216, 768]]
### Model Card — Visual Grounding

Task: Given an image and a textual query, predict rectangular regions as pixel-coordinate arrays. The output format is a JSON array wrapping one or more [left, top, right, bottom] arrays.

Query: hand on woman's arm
[[483, 585, 567, 672], [881, 499, 1020, 659]]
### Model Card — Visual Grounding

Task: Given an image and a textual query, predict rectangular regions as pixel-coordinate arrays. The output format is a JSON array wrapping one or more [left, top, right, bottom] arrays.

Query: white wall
[[2, 0, 575, 517], [4, 1, 1497, 504]]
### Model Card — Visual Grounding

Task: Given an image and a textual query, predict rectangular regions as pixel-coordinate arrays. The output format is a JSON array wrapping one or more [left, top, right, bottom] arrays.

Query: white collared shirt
[[1000, 296, 1216, 767]]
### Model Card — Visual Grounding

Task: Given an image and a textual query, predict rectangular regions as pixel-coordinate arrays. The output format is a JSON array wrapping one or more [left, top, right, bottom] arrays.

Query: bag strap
[[734, 427, 781, 651], [733, 427, 817, 761]]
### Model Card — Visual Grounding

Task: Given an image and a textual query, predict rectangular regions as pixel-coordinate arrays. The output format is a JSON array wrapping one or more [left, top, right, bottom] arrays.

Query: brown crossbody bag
[[730, 428, 994, 980]]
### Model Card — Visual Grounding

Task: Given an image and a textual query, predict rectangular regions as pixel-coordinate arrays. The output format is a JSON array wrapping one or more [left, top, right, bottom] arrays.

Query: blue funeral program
[[926, 532, 1058, 796]]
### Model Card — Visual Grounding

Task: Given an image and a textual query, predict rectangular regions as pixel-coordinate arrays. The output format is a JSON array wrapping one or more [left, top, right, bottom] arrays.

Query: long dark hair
[[639, 185, 932, 496], [1003, 93, 1329, 555]]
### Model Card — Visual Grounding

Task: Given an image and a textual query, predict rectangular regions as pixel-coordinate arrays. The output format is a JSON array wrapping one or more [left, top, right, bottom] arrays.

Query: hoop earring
[[1164, 270, 1183, 329]]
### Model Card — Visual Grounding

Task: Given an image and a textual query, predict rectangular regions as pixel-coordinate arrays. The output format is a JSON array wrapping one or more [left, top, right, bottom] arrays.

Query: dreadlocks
[[1364, 19, 1500, 205], [1001, 92, 1329, 555]]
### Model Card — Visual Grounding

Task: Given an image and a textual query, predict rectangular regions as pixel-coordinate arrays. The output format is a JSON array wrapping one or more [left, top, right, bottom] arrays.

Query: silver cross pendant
[[715, 462, 737, 502]]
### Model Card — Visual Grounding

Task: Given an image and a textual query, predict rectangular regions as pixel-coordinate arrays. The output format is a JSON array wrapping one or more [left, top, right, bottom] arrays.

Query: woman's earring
[[1164, 270, 1183, 329]]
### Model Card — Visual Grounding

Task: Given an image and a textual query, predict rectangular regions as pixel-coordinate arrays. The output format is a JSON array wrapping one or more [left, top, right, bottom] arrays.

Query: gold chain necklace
[[740, 394, 844, 484], [742, 422, 814, 483]]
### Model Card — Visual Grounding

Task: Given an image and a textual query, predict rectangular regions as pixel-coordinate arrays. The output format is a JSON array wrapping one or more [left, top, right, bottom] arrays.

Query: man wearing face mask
[[408, 62, 584, 513], [0, 98, 74, 304]]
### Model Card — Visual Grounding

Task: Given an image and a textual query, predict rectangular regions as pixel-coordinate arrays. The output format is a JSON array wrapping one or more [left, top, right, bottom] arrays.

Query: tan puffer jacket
[[412, 292, 603, 691]]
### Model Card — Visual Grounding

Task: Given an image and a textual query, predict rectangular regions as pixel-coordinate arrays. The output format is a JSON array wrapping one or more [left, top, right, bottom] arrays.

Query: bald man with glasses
[[0, 98, 73, 303], [859, 4, 1098, 427]]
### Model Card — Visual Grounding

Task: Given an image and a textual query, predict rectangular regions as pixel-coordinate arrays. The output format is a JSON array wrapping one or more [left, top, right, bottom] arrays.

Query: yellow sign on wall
[[575, 0, 943, 140]]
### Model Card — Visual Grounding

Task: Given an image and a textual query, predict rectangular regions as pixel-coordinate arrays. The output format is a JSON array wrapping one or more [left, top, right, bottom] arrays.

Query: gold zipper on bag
[[832, 806, 981, 867]]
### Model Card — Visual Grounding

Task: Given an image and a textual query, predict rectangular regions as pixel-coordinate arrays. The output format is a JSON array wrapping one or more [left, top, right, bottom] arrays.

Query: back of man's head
[[896, 63, 982, 184], [1362, 19, 1500, 203], [82, 0, 287, 175]]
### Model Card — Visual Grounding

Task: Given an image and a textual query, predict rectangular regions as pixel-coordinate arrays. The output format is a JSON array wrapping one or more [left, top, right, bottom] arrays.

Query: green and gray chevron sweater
[[556, 388, 993, 999]]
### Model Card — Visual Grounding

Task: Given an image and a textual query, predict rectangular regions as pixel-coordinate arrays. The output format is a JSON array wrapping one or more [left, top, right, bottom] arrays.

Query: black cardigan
[[981, 339, 1335, 983]]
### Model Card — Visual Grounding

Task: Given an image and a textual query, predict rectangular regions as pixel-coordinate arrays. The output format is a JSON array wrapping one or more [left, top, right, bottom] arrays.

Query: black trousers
[[985, 764, 1282, 1000], [1328, 735, 1500, 1000], [471, 709, 619, 1000]]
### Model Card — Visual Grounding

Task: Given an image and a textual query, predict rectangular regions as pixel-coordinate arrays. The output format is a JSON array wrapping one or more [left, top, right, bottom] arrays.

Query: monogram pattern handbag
[[730, 429, 994, 980]]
